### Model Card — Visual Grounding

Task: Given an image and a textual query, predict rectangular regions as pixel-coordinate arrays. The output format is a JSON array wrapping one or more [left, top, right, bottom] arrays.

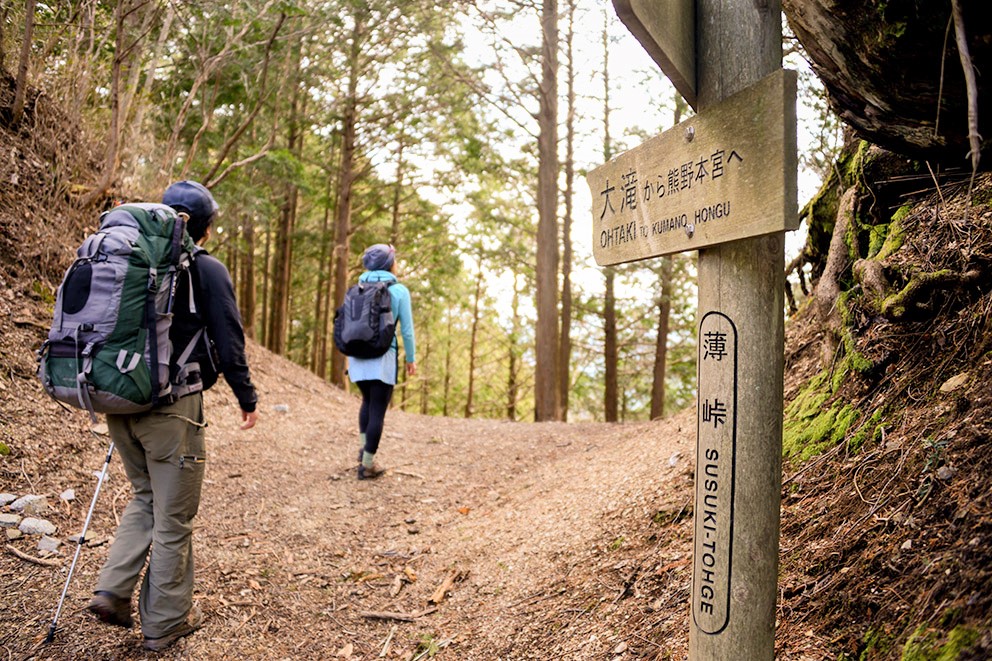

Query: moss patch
[[882, 269, 954, 319], [874, 204, 910, 260], [848, 409, 885, 453], [783, 371, 863, 461], [867, 223, 890, 259], [859, 626, 895, 660], [901, 624, 980, 660]]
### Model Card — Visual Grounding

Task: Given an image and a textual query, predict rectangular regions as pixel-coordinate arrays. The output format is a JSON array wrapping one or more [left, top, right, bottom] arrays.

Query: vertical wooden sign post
[[692, 3, 785, 657], [595, 1, 794, 659]]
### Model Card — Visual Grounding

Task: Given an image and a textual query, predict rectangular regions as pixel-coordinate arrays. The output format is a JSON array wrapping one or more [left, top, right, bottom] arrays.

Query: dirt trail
[[3, 342, 695, 660]]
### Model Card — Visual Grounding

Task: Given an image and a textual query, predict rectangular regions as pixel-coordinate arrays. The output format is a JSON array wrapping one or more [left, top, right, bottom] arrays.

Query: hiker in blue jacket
[[348, 244, 416, 480]]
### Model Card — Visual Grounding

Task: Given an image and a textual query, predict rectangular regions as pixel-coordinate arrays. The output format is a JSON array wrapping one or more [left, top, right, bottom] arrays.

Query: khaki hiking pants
[[96, 393, 206, 638]]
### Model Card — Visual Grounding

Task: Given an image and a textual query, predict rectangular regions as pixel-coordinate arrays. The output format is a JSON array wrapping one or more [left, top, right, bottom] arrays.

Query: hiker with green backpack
[[44, 181, 259, 650]]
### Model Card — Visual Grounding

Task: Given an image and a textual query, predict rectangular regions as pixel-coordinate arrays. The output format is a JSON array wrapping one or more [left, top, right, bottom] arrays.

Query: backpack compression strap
[[145, 267, 161, 406], [73, 331, 98, 423], [148, 211, 188, 406]]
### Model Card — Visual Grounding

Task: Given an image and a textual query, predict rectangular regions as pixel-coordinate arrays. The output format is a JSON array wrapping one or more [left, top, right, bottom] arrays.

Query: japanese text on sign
[[599, 149, 743, 220], [693, 311, 738, 634], [587, 68, 798, 265]]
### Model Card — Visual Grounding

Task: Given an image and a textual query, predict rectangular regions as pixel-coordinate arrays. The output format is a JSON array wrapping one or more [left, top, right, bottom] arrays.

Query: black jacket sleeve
[[196, 253, 258, 412]]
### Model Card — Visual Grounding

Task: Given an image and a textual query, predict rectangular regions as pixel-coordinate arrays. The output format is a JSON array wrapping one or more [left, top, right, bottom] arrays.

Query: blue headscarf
[[362, 244, 395, 271]]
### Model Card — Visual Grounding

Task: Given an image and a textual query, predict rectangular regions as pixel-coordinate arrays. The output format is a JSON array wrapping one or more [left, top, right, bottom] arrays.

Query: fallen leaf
[[248, 579, 262, 590], [458, 506, 471, 515]]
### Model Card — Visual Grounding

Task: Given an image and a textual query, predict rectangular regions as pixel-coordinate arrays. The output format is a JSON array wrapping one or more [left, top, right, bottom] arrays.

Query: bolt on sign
[[587, 68, 798, 266], [693, 311, 737, 634]]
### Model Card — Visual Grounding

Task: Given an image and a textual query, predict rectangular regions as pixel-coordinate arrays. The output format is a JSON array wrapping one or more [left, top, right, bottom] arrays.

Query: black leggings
[[356, 380, 394, 455]]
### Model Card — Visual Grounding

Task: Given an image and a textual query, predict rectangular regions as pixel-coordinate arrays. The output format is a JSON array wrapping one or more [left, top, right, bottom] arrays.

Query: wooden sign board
[[613, 0, 696, 108], [587, 68, 798, 267]]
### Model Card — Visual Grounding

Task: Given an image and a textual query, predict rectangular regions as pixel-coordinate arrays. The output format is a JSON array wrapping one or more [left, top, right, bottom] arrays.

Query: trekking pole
[[44, 438, 115, 644]]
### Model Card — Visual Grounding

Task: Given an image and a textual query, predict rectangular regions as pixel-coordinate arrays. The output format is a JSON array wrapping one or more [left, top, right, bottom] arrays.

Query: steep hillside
[[774, 169, 992, 658]]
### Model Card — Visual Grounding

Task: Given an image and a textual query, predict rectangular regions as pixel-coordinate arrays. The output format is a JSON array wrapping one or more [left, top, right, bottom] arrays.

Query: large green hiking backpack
[[38, 203, 200, 420]]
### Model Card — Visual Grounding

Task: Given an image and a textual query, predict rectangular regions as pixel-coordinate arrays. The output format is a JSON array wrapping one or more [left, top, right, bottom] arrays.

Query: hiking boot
[[142, 604, 203, 652], [87, 591, 133, 629], [357, 463, 385, 480]]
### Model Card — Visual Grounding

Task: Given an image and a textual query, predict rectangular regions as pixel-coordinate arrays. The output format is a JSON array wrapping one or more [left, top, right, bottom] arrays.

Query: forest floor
[[1, 335, 700, 660]]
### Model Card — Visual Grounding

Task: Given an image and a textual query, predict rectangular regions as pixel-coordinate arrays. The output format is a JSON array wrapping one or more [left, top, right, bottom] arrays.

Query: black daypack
[[333, 281, 396, 358]]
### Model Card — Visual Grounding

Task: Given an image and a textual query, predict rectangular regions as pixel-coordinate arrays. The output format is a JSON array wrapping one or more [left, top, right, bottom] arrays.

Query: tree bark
[[241, 213, 256, 338], [442, 307, 453, 418], [128, 2, 174, 145], [649, 257, 673, 420], [557, 0, 576, 421], [115, 0, 158, 156], [330, 12, 365, 388], [600, 8, 618, 424], [312, 171, 335, 376], [783, 0, 990, 163], [603, 266, 618, 422], [464, 259, 484, 418], [11, 0, 36, 127], [533, 0, 560, 422], [266, 191, 293, 354], [419, 329, 431, 415], [507, 276, 521, 421], [649, 97, 684, 420], [266, 41, 303, 356], [260, 221, 272, 347], [813, 186, 857, 366], [80, 0, 128, 206], [390, 135, 406, 247]]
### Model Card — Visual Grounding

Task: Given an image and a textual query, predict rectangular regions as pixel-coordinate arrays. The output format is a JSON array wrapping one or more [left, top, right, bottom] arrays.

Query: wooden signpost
[[613, 0, 696, 108], [587, 68, 797, 265], [597, 1, 795, 658]]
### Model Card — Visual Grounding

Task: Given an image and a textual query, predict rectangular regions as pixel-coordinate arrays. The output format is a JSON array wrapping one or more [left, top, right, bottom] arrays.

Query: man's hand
[[241, 409, 258, 430], [406, 361, 417, 377]]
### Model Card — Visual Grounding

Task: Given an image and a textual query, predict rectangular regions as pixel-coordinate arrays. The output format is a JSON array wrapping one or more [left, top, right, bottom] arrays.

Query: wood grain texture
[[690, 1, 785, 658]]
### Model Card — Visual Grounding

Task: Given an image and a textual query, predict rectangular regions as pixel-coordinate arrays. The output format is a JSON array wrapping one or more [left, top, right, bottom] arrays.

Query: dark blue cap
[[162, 180, 219, 226], [362, 244, 396, 271]]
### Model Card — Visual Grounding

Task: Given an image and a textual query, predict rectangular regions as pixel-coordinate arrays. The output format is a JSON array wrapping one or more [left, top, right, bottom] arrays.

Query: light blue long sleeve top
[[346, 270, 416, 385]]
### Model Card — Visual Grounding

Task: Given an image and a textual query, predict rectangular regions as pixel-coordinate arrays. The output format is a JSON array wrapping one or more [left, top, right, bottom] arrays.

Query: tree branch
[[203, 11, 288, 184], [950, 0, 981, 191]]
